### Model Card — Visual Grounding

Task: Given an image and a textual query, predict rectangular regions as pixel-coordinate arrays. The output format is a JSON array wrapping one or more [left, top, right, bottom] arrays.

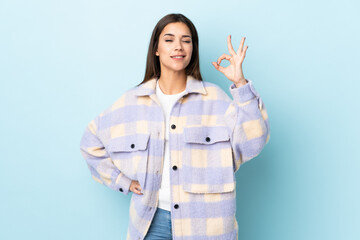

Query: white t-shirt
[[155, 79, 187, 211]]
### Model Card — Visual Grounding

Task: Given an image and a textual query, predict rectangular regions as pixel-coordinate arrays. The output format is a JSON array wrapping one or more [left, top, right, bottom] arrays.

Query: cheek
[[157, 43, 168, 54], [187, 47, 193, 61], [187, 44, 193, 53]]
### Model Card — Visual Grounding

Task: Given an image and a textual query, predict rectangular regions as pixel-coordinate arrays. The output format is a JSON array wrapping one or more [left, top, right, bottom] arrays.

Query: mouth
[[171, 55, 186, 59]]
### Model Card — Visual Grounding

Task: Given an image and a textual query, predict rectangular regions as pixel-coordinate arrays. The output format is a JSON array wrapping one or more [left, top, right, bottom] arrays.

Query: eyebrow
[[163, 33, 192, 38]]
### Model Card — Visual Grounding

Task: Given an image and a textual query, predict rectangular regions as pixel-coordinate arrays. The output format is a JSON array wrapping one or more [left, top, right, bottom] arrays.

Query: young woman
[[80, 13, 270, 240]]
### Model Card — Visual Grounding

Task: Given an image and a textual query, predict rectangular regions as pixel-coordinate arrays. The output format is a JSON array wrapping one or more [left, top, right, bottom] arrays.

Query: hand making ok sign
[[212, 35, 248, 87]]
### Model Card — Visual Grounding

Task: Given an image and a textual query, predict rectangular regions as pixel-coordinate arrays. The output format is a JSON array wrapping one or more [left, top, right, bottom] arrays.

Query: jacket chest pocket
[[181, 126, 235, 193], [107, 133, 150, 190]]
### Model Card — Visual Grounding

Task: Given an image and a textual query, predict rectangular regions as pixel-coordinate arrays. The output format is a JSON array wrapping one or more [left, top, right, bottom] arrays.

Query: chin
[[161, 62, 190, 73], [174, 64, 190, 71]]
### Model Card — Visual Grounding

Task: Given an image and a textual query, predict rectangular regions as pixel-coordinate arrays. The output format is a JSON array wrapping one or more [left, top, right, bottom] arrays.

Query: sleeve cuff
[[229, 79, 263, 109], [229, 79, 258, 102], [112, 169, 132, 195]]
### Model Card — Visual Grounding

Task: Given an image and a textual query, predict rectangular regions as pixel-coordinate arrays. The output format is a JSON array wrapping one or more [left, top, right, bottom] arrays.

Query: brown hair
[[137, 13, 202, 87]]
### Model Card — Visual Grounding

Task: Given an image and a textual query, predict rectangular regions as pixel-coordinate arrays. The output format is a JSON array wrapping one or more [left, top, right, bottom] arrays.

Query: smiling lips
[[171, 55, 186, 59]]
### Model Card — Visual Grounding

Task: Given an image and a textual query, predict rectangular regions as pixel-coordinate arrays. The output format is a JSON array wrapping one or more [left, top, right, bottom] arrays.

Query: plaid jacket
[[80, 75, 270, 240]]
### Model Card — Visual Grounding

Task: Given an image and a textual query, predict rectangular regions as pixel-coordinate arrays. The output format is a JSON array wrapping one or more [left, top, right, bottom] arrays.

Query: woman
[[80, 13, 270, 240]]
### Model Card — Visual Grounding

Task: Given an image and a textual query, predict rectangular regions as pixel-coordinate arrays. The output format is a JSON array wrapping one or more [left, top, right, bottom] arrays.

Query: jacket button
[[205, 137, 211, 142], [174, 204, 179, 209], [171, 124, 176, 129], [119, 188, 123, 192], [130, 144, 135, 148], [172, 165, 177, 170]]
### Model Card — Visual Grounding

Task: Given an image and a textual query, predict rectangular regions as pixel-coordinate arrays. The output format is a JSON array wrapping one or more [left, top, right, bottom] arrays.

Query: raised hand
[[212, 35, 248, 87]]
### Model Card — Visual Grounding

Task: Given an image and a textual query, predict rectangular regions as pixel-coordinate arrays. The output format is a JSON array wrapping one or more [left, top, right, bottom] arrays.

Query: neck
[[158, 70, 187, 95]]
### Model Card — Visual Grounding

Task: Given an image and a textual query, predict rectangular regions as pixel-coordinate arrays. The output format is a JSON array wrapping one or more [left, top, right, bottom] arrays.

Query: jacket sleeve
[[224, 79, 270, 173], [79, 115, 132, 195]]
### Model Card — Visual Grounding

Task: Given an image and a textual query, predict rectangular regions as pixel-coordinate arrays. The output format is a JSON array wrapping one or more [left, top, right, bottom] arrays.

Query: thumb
[[135, 185, 143, 194], [212, 62, 224, 73]]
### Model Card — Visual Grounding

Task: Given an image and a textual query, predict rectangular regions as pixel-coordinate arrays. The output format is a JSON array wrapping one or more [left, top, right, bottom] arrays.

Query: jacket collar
[[134, 75, 207, 96]]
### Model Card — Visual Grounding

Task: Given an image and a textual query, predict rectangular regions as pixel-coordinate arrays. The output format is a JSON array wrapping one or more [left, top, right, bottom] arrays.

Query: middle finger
[[227, 35, 237, 56]]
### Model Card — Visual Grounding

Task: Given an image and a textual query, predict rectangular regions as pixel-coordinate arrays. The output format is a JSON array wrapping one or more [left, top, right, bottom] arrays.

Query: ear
[[155, 51, 159, 56]]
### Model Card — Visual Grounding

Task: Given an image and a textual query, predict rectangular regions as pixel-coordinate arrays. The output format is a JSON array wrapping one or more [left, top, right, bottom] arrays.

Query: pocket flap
[[183, 126, 230, 144], [107, 133, 150, 152]]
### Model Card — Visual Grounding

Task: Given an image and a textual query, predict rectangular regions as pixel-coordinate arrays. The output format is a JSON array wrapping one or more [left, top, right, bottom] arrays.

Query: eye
[[164, 40, 191, 43]]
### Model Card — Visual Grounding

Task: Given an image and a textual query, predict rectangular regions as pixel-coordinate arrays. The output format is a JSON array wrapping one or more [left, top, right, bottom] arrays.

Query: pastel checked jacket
[[79, 75, 270, 240]]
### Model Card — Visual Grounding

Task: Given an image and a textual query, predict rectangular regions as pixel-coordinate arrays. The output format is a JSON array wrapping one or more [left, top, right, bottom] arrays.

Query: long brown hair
[[137, 13, 202, 87]]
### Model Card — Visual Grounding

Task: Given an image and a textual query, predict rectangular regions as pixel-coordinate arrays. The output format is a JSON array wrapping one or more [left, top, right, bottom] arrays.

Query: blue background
[[1, 0, 359, 239]]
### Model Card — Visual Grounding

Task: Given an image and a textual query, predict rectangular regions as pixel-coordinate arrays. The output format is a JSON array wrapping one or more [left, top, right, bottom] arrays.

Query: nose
[[174, 39, 183, 51]]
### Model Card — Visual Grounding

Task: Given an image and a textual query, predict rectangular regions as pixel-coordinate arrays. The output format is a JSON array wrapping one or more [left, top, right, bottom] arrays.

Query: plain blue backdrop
[[1, 0, 359, 239]]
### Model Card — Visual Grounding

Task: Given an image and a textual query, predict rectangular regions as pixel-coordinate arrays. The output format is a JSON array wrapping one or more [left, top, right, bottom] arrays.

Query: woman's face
[[156, 22, 193, 74]]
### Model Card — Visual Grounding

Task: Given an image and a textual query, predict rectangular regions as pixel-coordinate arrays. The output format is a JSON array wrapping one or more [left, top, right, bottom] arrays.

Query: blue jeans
[[144, 207, 172, 240]]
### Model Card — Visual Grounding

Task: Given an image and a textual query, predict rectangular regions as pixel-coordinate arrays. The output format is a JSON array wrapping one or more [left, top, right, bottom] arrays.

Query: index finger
[[227, 35, 236, 56]]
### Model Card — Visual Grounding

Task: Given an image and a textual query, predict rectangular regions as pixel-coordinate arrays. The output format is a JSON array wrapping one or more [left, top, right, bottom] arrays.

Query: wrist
[[234, 79, 247, 88]]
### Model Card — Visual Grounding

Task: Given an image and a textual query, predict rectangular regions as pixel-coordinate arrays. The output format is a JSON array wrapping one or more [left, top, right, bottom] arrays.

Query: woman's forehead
[[161, 22, 191, 37]]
